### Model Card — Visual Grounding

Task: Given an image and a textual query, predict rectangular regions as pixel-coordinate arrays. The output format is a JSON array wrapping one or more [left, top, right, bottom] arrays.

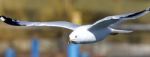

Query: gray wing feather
[[0, 16, 79, 30], [89, 8, 150, 30], [20, 21, 79, 30]]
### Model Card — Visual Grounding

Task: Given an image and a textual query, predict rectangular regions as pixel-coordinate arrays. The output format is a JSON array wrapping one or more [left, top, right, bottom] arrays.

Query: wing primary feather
[[0, 16, 79, 30]]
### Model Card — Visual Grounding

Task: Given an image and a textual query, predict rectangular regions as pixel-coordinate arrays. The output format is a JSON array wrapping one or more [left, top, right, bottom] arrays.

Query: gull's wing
[[89, 8, 150, 30], [0, 16, 79, 30]]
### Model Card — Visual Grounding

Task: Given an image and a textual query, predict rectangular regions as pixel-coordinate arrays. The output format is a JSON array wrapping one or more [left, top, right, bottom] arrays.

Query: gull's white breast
[[70, 25, 96, 43]]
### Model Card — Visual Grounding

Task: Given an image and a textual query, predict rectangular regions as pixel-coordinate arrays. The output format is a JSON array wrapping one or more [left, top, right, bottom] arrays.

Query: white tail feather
[[109, 28, 133, 33]]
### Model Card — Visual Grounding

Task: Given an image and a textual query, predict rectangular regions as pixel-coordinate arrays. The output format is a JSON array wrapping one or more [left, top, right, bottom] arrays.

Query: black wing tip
[[0, 16, 7, 21], [0, 16, 22, 26], [0, 16, 14, 21], [0, 16, 13, 22]]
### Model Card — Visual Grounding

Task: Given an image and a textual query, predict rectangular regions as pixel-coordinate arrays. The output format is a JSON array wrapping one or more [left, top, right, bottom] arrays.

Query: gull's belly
[[77, 28, 111, 44]]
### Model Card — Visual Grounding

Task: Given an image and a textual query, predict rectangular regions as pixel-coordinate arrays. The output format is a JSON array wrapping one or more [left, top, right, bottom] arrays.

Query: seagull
[[0, 8, 150, 44]]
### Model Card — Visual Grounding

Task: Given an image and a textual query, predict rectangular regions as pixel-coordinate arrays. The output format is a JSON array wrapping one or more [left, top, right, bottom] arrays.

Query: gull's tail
[[109, 28, 133, 34]]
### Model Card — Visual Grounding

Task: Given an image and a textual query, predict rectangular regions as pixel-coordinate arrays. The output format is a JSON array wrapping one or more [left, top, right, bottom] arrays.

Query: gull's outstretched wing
[[0, 16, 79, 30], [89, 8, 150, 30]]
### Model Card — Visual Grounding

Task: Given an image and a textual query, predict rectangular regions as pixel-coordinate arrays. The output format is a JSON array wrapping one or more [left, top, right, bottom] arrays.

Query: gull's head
[[69, 31, 80, 44], [0, 16, 6, 21]]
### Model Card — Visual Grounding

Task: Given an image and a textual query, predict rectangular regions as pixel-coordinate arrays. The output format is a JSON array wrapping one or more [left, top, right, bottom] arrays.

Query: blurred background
[[0, 0, 150, 57]]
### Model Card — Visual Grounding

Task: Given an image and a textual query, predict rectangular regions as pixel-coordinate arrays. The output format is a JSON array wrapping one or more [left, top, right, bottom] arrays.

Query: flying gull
[[0, 8, 150, 44]]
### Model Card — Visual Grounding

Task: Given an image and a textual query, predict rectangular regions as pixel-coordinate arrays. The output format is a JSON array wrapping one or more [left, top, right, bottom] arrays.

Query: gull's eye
[[75, 35, 77, 38]]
